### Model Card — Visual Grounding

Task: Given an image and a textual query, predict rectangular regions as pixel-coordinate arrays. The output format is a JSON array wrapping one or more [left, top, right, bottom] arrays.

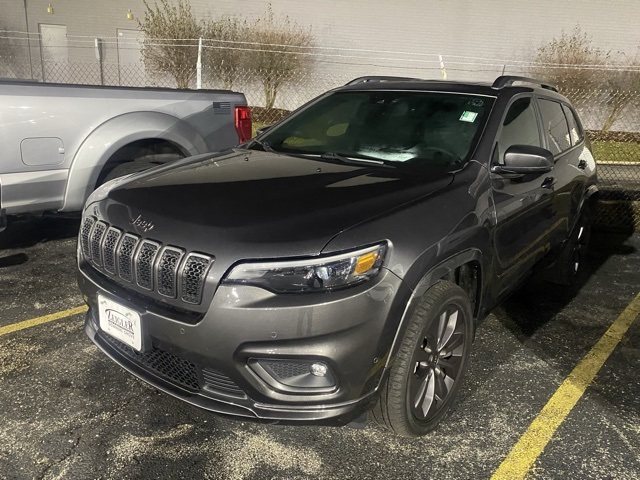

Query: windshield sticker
[[459, 111, 478, 123], [468, 98, 484, 107]]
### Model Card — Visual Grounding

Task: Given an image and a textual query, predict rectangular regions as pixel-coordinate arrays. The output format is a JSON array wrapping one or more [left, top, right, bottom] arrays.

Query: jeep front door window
[[495, 97, 542, 164]]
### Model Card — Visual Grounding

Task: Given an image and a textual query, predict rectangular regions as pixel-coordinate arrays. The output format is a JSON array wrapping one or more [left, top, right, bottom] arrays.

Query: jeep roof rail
[[345, 76, 423, 85], [492, 75, 558, 92]]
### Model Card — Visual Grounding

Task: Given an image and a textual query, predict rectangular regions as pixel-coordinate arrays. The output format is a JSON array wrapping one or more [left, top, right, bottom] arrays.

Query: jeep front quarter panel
[[79, 256, 412, 424]]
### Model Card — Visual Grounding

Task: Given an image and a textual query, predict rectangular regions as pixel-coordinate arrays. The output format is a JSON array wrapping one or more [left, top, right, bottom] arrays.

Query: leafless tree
[[531, 26, 608, 99], [137, 0, 204, 88], [203, 16, 248, 89], [0, 27, 27, 78], [245, 6, 314, 110], [599, 55, 640, 131], [531, 27, 640, 131], [136, 1, 315, 103]]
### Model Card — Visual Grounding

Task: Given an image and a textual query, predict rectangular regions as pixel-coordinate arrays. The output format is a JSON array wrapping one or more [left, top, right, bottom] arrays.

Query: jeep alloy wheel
[[371, 280, 473, 437], [409, 304, 466, 421]]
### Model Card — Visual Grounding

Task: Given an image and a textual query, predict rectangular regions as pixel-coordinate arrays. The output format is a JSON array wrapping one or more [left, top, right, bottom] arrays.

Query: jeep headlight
[[224, 244, 387, 293]]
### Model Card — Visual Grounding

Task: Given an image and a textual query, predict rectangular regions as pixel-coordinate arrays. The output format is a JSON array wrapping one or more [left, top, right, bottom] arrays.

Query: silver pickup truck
[[0, 79, 250, 227]]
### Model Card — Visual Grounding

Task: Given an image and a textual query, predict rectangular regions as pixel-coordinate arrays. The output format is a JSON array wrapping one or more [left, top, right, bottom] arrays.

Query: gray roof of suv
[[338, 76, 565, 100]]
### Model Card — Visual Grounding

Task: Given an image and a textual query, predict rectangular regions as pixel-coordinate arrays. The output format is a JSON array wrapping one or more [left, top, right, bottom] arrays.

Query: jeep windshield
[[253, 90, 494, 168]]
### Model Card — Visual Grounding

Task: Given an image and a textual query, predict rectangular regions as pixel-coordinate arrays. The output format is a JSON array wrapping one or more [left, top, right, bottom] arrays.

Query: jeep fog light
[[310, 363, 328, 377], [223, 243, 387, 293], [251, 359, 337, 391]]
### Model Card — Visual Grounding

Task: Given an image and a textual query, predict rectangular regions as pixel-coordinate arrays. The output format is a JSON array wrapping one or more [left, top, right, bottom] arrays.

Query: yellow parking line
[[0, 305, 88, 337], [491, 291, 640, 480]]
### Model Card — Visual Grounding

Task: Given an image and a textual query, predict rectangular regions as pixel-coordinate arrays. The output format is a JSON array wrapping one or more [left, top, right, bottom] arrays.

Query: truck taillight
[[234, 106, 252, 144]]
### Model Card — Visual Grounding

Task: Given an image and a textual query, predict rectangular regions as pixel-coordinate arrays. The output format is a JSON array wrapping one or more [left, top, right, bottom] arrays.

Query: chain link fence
[[560, 89, 640, 231], [1, 56, 639, 230]]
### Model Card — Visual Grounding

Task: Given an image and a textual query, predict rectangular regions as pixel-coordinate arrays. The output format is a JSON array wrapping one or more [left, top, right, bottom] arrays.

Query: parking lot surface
[[0, 217, 638, 480]]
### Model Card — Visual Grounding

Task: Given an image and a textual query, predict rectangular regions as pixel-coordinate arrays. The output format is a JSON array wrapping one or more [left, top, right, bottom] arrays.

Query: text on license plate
[[98, 295, 142, 351]]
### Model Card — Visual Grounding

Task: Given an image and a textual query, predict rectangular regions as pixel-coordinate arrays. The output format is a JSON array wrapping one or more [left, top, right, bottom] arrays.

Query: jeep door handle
[[578, 159, 587, 169], [541, 176, 556, 189]]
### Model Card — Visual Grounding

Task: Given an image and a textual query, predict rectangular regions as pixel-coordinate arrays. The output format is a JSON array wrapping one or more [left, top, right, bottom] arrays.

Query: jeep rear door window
[[260, 91, 494, 167], [538, 98, 572, 154], [562, 104, 584, 145], [496, 97, 541, 164]]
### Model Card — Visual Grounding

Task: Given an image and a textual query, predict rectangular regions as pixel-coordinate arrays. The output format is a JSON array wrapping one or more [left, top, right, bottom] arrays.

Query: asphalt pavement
[[0, 217, 638, 480]]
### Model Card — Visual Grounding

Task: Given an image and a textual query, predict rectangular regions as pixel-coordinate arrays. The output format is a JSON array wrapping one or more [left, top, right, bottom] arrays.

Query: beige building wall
[[1, 0, 639, 119], [196, 0, 640, 81], [1, 0, 148, 82], [3, 0, 639, 81]]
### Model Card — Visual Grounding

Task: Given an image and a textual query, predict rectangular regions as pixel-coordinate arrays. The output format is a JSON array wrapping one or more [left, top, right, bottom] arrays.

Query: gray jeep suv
[[77, 76, 597, 437]]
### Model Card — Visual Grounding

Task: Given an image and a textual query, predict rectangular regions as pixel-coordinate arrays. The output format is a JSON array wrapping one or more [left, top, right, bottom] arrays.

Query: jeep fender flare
[[380, 248, 484, 380], [585, 184, 599, 200], [61, 111, 208, 212]]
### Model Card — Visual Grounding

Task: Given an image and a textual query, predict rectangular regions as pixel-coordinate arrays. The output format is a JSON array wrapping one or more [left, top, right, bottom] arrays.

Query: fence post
[[94, 38, 104, 85], [22, 0, 34, 79], [196, 37, 202, 89], [439, 54, 447, 80]]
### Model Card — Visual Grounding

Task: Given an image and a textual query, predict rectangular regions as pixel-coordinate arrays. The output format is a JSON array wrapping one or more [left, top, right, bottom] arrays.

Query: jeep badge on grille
[[131, 215, 154, 233]]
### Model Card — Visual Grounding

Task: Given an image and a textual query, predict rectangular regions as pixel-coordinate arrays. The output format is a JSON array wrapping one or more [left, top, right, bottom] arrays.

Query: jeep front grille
[[80, 216, 95, 259], [157, 247, 183, 298], [80, 216, 213, 305], [117, 234, 139, 283], [181, 254, 212, 305], [90, 221, 107, 266], [102, 227, 122, 274], [136, 240, 160, 291]]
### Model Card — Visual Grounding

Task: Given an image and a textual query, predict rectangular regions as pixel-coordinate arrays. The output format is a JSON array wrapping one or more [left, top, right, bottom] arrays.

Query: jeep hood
[[97, 149, 453, 258]]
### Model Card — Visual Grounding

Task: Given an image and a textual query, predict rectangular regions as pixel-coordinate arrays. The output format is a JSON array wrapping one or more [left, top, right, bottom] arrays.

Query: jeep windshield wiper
[[319, 152, 394, 168], [250, 138, 278, 153]]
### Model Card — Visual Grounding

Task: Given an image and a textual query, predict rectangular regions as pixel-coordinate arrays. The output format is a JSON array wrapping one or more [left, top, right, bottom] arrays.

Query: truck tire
[[371, 280, 473, 437], [100, 153, 183, 184]]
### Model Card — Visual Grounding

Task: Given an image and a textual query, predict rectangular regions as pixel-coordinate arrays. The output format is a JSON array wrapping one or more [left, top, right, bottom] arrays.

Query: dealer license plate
[[98, 295, 142, 351]]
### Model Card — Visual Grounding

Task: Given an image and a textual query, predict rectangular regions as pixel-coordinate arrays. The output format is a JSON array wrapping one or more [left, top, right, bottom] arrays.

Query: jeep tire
[[548, 205, 592, 286], [371, 280, 473, 437]]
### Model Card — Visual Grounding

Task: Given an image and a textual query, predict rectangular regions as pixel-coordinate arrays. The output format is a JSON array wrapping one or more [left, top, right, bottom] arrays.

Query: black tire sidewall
[[387, 281, 474, 437], [553, 205, 593, 285]]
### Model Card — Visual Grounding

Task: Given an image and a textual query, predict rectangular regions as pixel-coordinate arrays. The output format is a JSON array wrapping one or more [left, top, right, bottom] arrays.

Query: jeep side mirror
[[491, 145, 554, 175]]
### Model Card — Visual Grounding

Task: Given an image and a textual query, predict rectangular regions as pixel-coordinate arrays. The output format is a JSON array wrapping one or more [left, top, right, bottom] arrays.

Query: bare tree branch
[[137, 0, 204, 88], [244, 5, 314, 110], [531, 26, 640, 131]]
